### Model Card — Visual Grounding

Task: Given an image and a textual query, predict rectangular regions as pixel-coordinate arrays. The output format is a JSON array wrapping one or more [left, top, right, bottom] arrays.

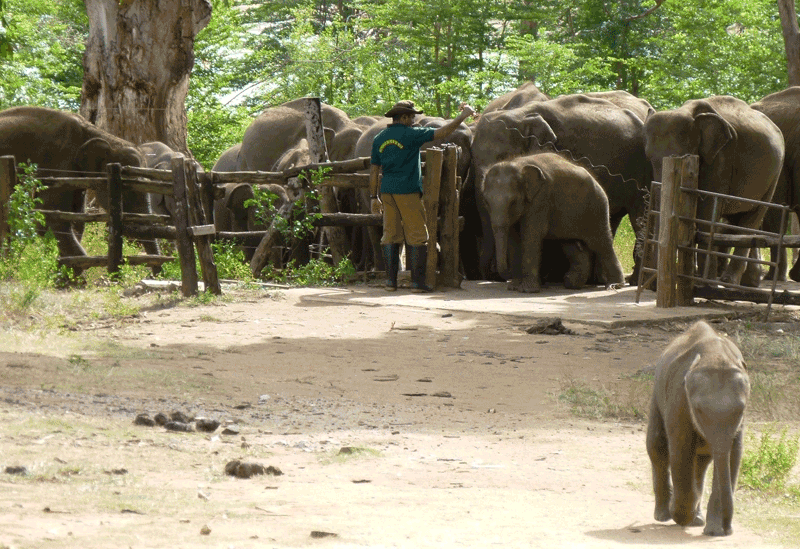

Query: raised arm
[[432, 104, 476, 141]]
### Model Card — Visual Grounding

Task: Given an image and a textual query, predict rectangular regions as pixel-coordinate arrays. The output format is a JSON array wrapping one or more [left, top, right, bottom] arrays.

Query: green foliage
[[211, 240, 255, 281], [260, 256, 356, 286], [0, 163, 61, 288], [740, 427, 800, 494]]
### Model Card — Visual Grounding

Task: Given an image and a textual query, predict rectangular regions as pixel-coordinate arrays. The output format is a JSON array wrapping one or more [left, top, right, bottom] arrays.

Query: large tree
[[81, 0, 212, 152]]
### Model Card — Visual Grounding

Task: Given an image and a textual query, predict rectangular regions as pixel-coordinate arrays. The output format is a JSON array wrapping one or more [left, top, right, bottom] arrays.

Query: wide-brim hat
[[384, 100, 424, 118]]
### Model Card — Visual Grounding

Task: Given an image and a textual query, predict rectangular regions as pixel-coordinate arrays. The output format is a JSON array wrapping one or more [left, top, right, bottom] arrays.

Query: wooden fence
[[0, 145, 463, 296], [635, 155, 800, 318]]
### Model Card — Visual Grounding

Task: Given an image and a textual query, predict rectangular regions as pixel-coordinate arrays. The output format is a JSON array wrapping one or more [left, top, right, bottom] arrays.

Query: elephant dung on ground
[[644, 95, 785, 287], [751, 87, 800, 282], [482, 152, 624, 293], [471, 92, 651, 281], [646, 320, 749, 537], [0, 106, 151, 263]]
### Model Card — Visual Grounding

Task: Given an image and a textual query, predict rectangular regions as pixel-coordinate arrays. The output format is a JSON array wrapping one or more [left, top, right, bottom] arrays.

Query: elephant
[[646, 320, 750, 537], [644, 95, 785, 287], [751, 87, 800, 282], [482, 81, 549, 114], [211, 143, 243, 172], [239, 105, 336, 172], [482, 152, 625, 293], [214, 182, 292, 264], [471, 92, 651, 280], [0, 106, 152, 265]]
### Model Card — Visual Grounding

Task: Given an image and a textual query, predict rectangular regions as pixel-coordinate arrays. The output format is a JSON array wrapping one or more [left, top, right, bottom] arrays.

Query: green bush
[[740, 427, 799, 493]]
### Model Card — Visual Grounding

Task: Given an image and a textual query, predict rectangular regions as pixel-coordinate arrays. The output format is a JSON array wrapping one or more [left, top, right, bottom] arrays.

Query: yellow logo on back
[[379, 139, 404, 153]]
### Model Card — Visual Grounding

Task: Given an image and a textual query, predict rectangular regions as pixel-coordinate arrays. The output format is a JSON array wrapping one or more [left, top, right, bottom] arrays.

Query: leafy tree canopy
[[0, 0, 793, 167]]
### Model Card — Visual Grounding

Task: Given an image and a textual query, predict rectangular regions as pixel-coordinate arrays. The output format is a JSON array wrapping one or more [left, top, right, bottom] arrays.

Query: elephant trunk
[[712, 448, 734, 535], [493, 225, 510, 279]]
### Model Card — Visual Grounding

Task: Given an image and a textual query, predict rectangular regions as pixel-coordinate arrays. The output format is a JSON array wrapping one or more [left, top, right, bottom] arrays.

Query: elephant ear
[[76, 137, 114, 173], [521, 163, 546, 203], [693, 106, 735, 163], [521, 113, 558, 149]]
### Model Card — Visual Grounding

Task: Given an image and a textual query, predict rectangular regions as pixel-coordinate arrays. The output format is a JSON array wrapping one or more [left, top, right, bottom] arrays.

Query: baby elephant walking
[[646, 321, 750, 536]]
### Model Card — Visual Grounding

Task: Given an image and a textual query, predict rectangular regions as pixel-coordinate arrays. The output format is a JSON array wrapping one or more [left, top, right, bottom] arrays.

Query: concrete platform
[[304, 280, 800, 328]]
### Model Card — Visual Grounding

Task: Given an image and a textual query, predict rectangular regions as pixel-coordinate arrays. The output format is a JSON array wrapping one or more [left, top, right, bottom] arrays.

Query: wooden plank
[[188, 224, 217, 237], [36, 210, 108, 223], [171, 156, 198, 297], [38, 177, 106, 190], [59, 254, 175, 269], [423, 148, 444, 288], [122, 165, 174, 181], [106, 163, 124, 275], [0, 156, 15, 246]]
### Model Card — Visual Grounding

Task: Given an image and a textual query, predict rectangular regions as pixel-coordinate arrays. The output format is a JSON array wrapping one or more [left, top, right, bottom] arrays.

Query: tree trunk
[[81, 0, 212, 152], [778, 0, 800, 86]]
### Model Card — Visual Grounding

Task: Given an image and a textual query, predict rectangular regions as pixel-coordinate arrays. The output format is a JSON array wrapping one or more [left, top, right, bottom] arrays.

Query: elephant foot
[[690, 511, 706, 528], [518, 278, 541, 293], [703, 520, 732, 537], [654, 506, 671, 523], [507, 279, 521, 292]]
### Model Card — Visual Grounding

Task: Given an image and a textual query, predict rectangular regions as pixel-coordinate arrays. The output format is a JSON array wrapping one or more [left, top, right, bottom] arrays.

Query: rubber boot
[[382, 243, 400, 291], [409, 245, 434, 293]]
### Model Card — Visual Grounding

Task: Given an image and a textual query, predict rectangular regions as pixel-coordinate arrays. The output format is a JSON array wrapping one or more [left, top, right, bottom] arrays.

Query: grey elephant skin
[[0, 106, 150, 262], [212, 143, 243, 172], [483, 152, 625, 293], [140, 141, 205, 220], [482, 81, 549, 114], [751, 87, 800, 282], [471, 92, 651, 280], [240, 100, 357, 171], [644, 95, 784, 287], [646, 320, 749, 537]]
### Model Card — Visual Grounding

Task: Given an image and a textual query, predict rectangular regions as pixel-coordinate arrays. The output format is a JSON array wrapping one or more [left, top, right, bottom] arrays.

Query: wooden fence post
[[106, 163, 124, 275], [303, 97, 349, 264], [423, 148, 444, 288], [675, 155, 700, 305], [183, 159, 221, 295], [657, 155, 699, 307], [172, 156, 198, 296], [0, 155, 16, 248], [438, 145, 461, 288]]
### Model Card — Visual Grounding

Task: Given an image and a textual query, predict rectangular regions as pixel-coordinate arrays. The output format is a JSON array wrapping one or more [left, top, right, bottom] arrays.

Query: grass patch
[[557, 370, 652, 421], [613, 216, 637, 275]]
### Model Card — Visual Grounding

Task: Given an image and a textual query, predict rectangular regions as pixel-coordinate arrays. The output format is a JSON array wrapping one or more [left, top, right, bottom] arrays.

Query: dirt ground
[[0, 282, 794, 548]]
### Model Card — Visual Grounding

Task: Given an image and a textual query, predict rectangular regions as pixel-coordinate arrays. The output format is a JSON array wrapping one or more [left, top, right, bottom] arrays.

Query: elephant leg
[[738, 248, 763, 288], [518, 216, 545, 293], [561, 241, 591, 289], [720, 207, 769, 285], [645, 402, 672, 523], [691, 453, 712, 527], [765, 245, 786, 282], [669, 433, 703, 527]]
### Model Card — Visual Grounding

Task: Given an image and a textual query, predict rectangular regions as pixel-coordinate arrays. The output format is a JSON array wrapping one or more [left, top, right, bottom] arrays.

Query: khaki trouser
[[380, 193, 429, 246]]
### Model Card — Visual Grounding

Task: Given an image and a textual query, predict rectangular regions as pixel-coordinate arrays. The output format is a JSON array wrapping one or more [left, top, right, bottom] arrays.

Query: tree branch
[[624, 0, 666, 22]]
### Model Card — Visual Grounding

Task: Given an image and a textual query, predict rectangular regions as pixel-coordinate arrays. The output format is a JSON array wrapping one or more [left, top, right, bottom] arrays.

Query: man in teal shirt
[[369, 100, 474, 292]]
